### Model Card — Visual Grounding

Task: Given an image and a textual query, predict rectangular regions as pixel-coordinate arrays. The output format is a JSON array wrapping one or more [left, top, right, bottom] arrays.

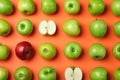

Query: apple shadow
[[31, 2, 37, 15], [2, 27, 13, 37], [56, 73, 61, 80], [76, 48, 85, 60], [53, 24, 59, 36], [51, 49, 59, 61], [102, 26, 110, 38], [5, 49, 12, 61], [27, 25, 36, 36], [104, 49, 109, 60], [31, 73, 34, 80], [55, 4, 59, 14], [101, 4, 109, 16], [79, 24, 83, 36], [107, 72, 112, 80], [7, 73, 11, 80]]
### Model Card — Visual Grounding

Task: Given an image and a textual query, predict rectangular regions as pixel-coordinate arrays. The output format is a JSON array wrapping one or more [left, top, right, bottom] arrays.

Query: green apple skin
[[111, 0, 120, 16], [0, 19, 11, 36], [38, 66, 56, 80], [38, 43, 56, 60], [90, 67, 107, 80], [64, 42, 82, 59], [64, 0, 80, 14], [17, 19, 33, 35], [18, 0, 35, 15], [114, 68, 120, 80], [114, 21, 120, 37], [0, 66, 9, 80], [88, 0, 105, 15], [0, 0, 13, 15], [63, 19, 80, 36], [89, 43, 106, 60], [90, 19, 107, 38], [0, 44, 9, 60], [41, 0, 57, 14], [14, 66, 32, 80], [113, 42, 120, 59]]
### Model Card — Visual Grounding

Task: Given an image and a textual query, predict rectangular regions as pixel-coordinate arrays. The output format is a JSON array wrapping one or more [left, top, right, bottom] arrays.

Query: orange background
[[0, 0, 120, 80]]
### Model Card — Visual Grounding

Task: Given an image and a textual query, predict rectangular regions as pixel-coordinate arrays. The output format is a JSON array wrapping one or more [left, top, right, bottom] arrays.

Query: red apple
[[15, 41, 34, 60]]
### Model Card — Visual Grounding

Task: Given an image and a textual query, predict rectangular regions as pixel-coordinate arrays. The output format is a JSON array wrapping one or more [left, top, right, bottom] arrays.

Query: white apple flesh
[[65, 67, 83, 80], [39, 20, 56, 35]]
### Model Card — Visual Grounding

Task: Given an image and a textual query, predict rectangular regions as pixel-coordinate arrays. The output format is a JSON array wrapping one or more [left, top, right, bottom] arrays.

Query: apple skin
[[64, 42, 82, 59], [89, 43, 106, 60], [41, 0, 57, 14], [0, 44, 9, 60], [90, 19, 107, 38], [113, 42, 120, 59], [114, 68, 120, 80], [90, 67, 107, 80], [0, 0, 13, 15], [0, 19, 11, 36], [64, 0, 80, 14], [114, 21, 120, 37], [88, 0, 105, 15], [18, 0, 35, 15], [38, 43, 56, 60], [38, 66, 56, 80], [111, 0, 120, 16], [17, 19, 33, 35], [15, 41, 34, 60], [0, 66, 9, 80], [14, 66, 32, 80], [63, 19, 80, 36]]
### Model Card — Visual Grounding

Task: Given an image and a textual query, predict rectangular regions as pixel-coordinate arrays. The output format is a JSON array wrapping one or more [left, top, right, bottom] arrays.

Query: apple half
[[39, 20, 56, 35], [65, 67, 83, 80]]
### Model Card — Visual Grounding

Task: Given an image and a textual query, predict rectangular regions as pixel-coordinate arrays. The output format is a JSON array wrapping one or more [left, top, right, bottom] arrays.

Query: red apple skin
[[15, 41, 34, 60]]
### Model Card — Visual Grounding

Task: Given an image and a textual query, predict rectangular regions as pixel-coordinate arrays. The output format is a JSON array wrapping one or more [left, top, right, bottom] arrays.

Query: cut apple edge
[[74, 67, 83, 80], [48, 20, 56, 35], [65, 67, 74, 80], [39, 20, 48, 35]]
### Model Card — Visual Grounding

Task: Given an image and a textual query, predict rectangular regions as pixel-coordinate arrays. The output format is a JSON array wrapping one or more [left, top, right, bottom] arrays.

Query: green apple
[[89, 43, 106, 60], [18, 0, 35, 15], [90, 67, 107, 80], [38, 66, 56, 80], [0, 0, 13, 15], [64, 0, 80, 14], [90, 19, 107, 38], [111, 0, 120, 16], [0, 44, 9, 60], [88, 0, 105, 15], [63, 19, 80, 36], [14, 66, 32, 80], [38, 43, 56, 60], [114, 68, 120, 80], [114, 21, 120, 37], [0, 66, 9, 80], [17, 19, 33, 35], [41, 0, 57, 14], [0, 19, 11, 36], [64, 42, 82, 59], [113, 42, 120, 59]]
